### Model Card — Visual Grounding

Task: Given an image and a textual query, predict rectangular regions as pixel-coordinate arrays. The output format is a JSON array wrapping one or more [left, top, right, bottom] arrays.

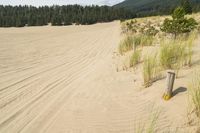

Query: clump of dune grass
[[184, 31, 197, 67], [188, 71, 200, 118], [133, 35, 154, 50], [143, 54, 160, 88], [159, 39, 186, 77], [130, 50, 141, 68], [159, 34, 197, 77], [142, 35, 154, 46], [118, 36, 134, 55], [133, 35, 142, 50]]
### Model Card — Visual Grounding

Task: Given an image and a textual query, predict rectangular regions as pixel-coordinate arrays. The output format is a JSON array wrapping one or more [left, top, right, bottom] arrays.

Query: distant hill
[[114, 0, 200, 17]]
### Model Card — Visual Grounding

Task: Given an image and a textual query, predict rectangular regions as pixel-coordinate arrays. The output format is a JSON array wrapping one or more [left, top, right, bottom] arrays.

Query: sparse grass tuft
[[118, 36, 134, 55], [189, 71, 200, 118], [143, 54, 159, 88], [184, 31, 197, 67], [134, 106, 161, 133], [130, 50, 141, 68]]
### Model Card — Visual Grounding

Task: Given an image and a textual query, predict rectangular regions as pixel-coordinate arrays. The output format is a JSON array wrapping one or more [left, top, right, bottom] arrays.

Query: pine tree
[[161, 7, 197, 38], [181, 0, 192, 14], [0, 5, 136, 27]]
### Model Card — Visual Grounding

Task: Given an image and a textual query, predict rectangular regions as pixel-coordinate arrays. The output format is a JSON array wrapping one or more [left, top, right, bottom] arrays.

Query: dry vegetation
[[117, 12, 200, 132], [188, 71, 200, 122]]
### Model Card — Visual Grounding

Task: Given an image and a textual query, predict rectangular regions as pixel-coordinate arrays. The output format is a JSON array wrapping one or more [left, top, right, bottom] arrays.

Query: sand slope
[[0, 22, 198, 133]]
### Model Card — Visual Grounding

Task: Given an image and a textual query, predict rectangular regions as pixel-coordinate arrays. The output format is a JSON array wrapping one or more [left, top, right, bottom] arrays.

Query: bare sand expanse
[[0, 22, 199, 133]]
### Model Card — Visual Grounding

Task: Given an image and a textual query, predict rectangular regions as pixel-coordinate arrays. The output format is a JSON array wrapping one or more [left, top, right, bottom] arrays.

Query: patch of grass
[[141, 35, 154, 46], [189, 71, 200, 118], [130, 50, 141, 68], [133, 35, 154, 50], [159, 40, 186, 77], [118, 36, 134, 55], [159, 35, 196, 77], [143, 54, 159, 88], [133, 35, 142, 50], [184, 31, 197, 67]]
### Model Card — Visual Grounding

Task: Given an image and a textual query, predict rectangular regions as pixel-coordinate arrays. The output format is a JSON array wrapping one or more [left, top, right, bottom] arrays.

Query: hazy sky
[[0, 0, 124, 6]]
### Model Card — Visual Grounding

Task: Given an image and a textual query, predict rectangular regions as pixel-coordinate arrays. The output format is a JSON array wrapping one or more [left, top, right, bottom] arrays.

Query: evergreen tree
[[181, 0, 192, 14], [0, 5, 136, 27], [161, 7, 197, 38]]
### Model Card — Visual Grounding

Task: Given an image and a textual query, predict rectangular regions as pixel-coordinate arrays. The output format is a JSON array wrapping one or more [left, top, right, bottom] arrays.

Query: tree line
[[0, 5, 136, 27], [116, 0, 199, 17]]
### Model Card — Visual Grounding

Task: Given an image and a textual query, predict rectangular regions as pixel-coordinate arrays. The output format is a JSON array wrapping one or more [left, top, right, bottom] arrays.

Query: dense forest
[[115, 0, 200, 17], [0, 5, 135, 27]]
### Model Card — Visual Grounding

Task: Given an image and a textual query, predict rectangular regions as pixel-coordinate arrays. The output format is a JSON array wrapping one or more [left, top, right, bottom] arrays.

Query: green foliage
[[118, 36, 134, 55], [0, 5, 135, 27], [145, 26, 159, 36], [130, 50, 141, 67], [124, 20, 138, 34], [115, 0, 200, 17], [181, 0, 192, 14], [161, 7, 198, 37], [172, 7, 185, 20]]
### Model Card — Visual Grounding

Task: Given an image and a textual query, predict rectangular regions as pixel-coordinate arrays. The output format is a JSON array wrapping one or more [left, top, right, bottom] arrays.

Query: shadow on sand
[[172, 87, 187, 97]]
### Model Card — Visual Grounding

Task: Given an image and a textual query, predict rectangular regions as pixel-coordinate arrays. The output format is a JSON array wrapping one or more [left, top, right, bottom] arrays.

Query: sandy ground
[[0, 21, 200, 133]]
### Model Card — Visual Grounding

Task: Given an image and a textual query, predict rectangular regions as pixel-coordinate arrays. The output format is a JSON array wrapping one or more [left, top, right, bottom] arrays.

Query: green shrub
[[119, 36, 134, 55], [130, 50, 141, 67], [161, 7, 198, 38], [146, 26, 159, 36]]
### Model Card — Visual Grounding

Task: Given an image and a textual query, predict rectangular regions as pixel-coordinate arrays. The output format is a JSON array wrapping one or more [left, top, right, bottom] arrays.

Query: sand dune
[[0, 22, 199, 133]]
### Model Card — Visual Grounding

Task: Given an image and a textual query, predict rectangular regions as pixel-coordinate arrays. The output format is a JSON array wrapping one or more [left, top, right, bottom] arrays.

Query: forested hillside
[[115, 0, 200, 16], [0, 5, 135, 27]]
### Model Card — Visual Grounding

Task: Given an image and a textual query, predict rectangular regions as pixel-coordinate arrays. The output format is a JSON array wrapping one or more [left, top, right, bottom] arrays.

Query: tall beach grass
[[143, 54, 160, 88], [130, 50, 141, 68], [184, 31, 197, 67], [188, 71, 200, 118], [159, 39, 187, 77], [118, 35, 134, 55]]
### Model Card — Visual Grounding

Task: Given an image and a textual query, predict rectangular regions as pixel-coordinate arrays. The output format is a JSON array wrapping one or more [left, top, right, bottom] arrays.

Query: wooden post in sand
[[163, 70, 175, 101]]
